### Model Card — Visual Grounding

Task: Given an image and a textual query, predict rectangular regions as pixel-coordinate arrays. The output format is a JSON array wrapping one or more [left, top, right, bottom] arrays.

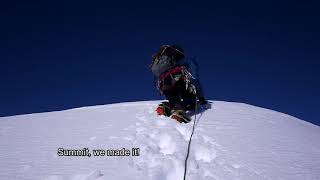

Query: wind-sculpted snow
[[0, 101, 319, 180]]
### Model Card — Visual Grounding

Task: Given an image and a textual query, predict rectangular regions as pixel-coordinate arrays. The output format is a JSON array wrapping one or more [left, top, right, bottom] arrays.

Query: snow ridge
[[0, 101, 319, 180]]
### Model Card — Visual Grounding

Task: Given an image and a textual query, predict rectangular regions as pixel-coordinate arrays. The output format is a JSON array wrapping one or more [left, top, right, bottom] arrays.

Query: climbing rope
[[183, 98, 198, 180]]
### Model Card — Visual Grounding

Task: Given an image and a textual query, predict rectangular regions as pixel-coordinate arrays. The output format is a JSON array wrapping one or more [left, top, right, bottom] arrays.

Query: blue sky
[[1, 1, 319, 125]]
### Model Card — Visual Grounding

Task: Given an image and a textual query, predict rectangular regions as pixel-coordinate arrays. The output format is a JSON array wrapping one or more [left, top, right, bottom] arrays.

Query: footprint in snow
[[192, 141, 217, 163], [195, 147, 217, 163], [174, 125, 192, 141], [158, 133, 177, 155]]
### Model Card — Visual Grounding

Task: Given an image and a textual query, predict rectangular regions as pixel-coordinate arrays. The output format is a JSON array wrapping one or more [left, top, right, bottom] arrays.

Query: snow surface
[[0, 100, 319, 180]]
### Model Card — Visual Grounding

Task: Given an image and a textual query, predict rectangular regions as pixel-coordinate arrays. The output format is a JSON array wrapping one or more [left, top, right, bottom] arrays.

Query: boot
[[171, 109, 191, 123], [156, 102, 172, 117]]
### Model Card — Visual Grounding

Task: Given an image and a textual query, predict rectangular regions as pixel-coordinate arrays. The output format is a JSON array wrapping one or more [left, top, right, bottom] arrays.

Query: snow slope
[[0, 101, 319, 180]]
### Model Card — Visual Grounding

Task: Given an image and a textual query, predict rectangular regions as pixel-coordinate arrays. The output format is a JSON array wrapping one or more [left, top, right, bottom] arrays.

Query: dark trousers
[[162, 80, 197, 111]]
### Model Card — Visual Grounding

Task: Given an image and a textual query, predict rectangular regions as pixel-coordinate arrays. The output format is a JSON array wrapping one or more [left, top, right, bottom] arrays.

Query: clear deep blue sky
[[1, 1, 319, 125]]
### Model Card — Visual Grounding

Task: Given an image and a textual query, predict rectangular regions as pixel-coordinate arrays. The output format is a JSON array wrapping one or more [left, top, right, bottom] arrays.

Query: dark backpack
[[150, 45, 185, 77], [151, 55, 176, 77]]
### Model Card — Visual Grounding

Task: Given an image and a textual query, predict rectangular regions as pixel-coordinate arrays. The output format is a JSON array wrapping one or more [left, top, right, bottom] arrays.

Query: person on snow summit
[[150, 44, 208, 123]]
